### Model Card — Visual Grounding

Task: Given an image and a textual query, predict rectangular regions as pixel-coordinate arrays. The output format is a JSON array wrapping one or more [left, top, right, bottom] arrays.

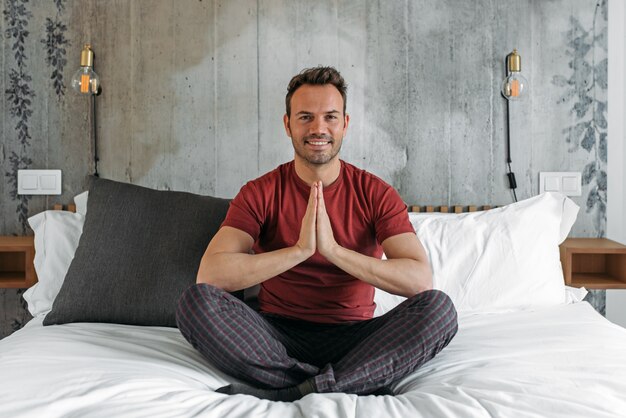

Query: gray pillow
[[43, 177, 230, 327]]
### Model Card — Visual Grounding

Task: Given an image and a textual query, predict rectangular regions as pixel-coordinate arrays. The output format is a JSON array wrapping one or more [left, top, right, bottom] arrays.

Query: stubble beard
[[293, 134, 343, 166]]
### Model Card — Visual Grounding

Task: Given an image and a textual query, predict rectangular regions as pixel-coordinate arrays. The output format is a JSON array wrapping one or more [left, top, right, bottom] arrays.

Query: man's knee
[[409, 289, 458, 338], [176, 284, 224, 329], [422, 289, 455, 310], [407, 288, 452, 308], [178, 283, 223, 308], [430, 290, 458, 342]]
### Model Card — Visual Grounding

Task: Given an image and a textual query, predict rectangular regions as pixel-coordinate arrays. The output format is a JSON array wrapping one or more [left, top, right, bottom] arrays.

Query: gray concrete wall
[[0, 0, 608, 337]]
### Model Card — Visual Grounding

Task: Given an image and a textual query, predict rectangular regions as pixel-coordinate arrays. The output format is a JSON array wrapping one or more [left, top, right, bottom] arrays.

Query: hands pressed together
[[296, 181, 339, 260]]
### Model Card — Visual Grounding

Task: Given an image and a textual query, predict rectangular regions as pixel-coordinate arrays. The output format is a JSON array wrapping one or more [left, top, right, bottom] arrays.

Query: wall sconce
[[501, 49, 528, 101], [71, 44, 101, 177], [501, 49, 528, 202], [71, 44, 100, 95]]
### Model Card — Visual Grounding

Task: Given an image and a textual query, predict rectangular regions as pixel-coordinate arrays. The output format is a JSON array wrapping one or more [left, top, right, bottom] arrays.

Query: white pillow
[[374, 193, 576, 317], [23, 210, 85, 317], [408, 195, 578, 244], [74, 191, 89, 216], [564, 285, 588, 303], [407, 192, 578, 312]]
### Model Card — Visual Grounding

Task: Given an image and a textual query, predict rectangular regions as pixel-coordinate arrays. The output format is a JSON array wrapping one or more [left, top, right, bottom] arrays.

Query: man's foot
[[216, 379, 316, 402]]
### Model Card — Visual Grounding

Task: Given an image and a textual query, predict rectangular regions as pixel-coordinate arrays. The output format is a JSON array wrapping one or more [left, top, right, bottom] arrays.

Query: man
[[176, 66, 457, 401]]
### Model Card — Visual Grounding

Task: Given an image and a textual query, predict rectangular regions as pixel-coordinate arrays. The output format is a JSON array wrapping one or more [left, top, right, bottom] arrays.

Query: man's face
[[284, 84, 349, 166]]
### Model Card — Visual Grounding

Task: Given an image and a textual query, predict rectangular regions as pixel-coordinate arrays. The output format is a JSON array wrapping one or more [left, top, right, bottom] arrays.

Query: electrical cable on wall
[[505, 99, 518, 203], [91, 93, 99, 177]]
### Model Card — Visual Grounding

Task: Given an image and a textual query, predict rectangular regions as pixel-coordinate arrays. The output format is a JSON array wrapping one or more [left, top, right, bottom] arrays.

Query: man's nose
[[309, 117, 328, 135]]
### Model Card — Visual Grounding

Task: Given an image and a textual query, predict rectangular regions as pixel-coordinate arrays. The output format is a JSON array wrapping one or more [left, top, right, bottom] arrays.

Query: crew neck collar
[[291, 160, 344, 193]]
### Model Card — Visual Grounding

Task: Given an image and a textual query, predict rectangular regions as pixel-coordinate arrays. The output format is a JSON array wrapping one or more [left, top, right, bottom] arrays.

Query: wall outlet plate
[[17, 169, 62, 195], [539, 172, 582, 196]]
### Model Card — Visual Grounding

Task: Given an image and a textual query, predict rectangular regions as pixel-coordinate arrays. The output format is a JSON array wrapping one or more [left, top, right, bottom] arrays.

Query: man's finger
[[305, 183, 317, 227], [296, 183, 318, 256], [316, 181, 325, 210], [317, 181, 329, 225], [309, 182, 318, 208]]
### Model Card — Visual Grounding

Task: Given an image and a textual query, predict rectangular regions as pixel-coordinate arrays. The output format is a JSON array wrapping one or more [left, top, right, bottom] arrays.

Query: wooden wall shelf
[[560, 238, 626, 289], [0, 236, 36, 289]]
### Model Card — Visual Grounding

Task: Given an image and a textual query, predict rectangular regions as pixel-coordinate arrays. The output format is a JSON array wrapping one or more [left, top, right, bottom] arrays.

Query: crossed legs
[[176, 284, 457, 398]]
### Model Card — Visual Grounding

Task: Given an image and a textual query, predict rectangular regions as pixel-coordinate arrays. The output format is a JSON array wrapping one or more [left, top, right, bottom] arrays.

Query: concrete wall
[[0, 0, 610, 337], [606, 0, 626, 328]]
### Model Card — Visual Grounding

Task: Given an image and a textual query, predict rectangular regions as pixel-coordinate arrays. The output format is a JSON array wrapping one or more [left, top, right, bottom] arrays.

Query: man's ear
[[343, 113, 350, 136], [283, 114, 291, 137]]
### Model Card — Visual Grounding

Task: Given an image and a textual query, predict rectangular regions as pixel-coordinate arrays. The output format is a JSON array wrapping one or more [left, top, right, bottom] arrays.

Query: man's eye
[[300, 115, 312, 121]]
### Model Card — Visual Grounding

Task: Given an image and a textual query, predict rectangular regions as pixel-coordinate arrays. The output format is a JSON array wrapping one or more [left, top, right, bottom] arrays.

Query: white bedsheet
[[1, 302, 625, 418]]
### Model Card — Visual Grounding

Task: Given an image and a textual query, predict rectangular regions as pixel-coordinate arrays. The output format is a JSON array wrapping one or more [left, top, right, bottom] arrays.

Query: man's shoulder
[[244, 161, 292, 189]]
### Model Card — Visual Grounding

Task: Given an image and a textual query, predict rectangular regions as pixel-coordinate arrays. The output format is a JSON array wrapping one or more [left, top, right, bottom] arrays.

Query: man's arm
[[322, 232, 432, 297], [315, 181, 432, 297], [196, 184, 318, 292]]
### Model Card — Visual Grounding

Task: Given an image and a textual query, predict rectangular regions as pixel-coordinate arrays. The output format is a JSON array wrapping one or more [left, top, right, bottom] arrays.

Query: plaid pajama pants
[[176, 284, 457, 395]]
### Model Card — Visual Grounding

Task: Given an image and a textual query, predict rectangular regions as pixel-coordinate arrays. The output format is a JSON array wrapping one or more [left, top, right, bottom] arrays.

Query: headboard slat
[[409, 205, 497, 213]]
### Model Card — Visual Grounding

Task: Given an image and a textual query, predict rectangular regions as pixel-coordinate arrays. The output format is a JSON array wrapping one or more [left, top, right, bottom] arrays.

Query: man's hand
[[295, 183, 318, 258], [315, 181, 339, 258], [295, 181, 340, 261]]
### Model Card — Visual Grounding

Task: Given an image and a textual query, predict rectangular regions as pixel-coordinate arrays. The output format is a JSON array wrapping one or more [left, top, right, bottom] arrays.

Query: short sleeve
[[374, 186, 415, 244], [221, 182, 264, 241]]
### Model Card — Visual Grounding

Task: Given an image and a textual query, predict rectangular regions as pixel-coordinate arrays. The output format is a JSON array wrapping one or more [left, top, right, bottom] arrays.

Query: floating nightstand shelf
[[559, 238, 626, 289], [0, 236, 36, 289]]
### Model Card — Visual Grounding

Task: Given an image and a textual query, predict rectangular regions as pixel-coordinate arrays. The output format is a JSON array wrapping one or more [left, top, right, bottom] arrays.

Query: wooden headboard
[[53, 203, 497, 214], [408, 205, 497, 213], [52, 204, 76, 212]]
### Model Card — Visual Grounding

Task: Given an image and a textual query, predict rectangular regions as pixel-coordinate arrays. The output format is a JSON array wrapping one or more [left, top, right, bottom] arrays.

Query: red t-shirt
[[221, 160, 415, 323]]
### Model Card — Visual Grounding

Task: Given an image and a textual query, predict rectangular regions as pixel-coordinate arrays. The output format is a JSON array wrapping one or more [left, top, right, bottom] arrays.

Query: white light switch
[[40, 175, 57, 190], [539, 172, 581, 196], [17, 169, 62, 195], [562, 176, 579, 193], [545, 177, 560, 192], [21, 175, 38, 190]]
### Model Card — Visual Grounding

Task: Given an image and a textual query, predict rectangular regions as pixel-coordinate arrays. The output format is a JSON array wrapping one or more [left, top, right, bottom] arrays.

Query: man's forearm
[[197, 246, 311, 292], [325, 246, 432, 297]]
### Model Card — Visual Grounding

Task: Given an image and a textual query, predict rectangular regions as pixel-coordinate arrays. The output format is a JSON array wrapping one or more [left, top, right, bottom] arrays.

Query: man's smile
[[304, 135, 333, 150], [305, 140, 332, 148]]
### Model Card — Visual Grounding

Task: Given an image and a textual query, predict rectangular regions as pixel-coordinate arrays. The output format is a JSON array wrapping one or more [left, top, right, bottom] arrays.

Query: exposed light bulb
[[501, 49, 527, 101], [71, 44, 100, 95]]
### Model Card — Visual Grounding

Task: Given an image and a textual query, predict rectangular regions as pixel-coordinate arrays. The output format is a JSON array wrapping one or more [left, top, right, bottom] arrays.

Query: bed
[[1, 177, 626, 418]]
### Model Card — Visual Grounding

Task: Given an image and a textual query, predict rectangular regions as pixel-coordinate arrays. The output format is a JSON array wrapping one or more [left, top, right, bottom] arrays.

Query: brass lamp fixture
[[501, 49, 528, 101], [71, 44, 100, 95]]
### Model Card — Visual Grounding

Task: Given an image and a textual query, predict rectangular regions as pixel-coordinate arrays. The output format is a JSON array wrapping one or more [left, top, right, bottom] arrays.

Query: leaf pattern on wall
[[42, 0, 69, 97], [3, 0, 34, 235], [552, 0, 608, 237]]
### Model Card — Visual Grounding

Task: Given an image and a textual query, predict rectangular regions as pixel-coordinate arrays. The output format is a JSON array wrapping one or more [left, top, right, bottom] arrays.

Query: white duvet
[[1, 302, 626, 418]]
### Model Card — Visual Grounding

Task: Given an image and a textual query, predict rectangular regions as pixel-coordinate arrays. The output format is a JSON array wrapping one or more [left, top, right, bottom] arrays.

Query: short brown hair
[[285, 66, 347, 117]]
